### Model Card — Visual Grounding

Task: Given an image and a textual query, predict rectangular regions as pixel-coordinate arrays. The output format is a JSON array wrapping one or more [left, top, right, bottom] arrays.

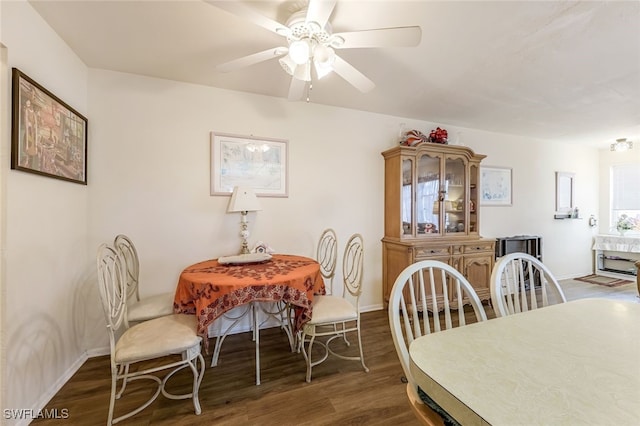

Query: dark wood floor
[[33, 305, 495, 426]]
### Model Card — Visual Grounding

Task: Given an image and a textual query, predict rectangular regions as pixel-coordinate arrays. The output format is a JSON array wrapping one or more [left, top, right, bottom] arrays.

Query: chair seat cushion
[[309, 295, 357, 324], [127, 291, 175, 322], [115, 314, 201, 364]]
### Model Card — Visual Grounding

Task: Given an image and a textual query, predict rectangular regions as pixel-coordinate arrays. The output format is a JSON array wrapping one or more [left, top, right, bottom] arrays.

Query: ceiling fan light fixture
[[314, 44, 335, 65], [314, 60, 333, 79], [610, 138, 633, 152], [210, 1, 421, 99], [289, 39, 310, 65], [293, 61, 311, 81], [279, 55, 297, 76]]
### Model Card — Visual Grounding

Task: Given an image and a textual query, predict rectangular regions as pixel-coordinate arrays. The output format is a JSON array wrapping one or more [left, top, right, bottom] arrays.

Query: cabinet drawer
[[463, 242, 494, 253], [451, 245, 464, 255], [415, 246, 451, 258]]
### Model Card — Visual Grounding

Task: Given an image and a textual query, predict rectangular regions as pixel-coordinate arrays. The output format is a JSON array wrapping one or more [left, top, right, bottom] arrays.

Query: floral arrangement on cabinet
[[615, 214, 638, 235]]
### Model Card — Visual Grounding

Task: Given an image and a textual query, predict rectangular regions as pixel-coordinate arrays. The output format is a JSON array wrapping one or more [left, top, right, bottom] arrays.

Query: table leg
[[210, 304, 252, 367], [253, 302, 261, 385]]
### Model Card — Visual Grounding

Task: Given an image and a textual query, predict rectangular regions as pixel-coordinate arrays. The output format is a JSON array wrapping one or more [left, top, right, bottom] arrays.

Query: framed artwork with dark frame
[[210, 132, 288, 197], [11, 68, 88, 185]]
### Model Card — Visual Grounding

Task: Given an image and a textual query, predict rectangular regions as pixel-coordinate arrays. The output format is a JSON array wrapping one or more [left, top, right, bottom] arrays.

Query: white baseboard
[[86, 346, 110, 358], [18, 352, 89, 426], [361, 303, 384, 313]]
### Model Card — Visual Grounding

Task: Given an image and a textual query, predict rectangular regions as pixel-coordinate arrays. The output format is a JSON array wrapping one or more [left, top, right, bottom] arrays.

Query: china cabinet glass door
[[401, 158, 413, 235], [443, 157, 466, 234], [416, 153, 440, 234]]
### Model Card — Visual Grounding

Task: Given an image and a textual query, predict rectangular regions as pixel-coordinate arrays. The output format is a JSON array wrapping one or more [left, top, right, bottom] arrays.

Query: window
[[610, 164, 640, 233]]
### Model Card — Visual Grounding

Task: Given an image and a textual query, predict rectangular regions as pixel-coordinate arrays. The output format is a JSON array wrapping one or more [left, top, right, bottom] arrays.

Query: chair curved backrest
[[114, 234, 140, 302], [388, 260, 487, 385], [96, 244, 127, 352], [96, 243, 204, 424], [342, 233, 364, 300], [316, 228, 338, 292], [490, 252, 567, 318]]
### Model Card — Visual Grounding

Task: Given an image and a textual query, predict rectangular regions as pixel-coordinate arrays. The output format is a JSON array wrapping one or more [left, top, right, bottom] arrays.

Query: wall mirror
[[555, 171, 575, 214]]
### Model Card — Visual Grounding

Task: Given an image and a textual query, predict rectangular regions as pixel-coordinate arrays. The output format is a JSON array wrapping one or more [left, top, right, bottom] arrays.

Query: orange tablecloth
[[174, 254, 325, 340]]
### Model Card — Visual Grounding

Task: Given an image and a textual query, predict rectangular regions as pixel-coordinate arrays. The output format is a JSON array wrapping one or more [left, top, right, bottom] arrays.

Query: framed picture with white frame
[[210, 132, 288, 197], [480, 166, 512, 206]]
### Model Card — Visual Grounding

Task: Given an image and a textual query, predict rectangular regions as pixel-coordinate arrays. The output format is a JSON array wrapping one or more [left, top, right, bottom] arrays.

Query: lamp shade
[[227, 187, 262, 213]]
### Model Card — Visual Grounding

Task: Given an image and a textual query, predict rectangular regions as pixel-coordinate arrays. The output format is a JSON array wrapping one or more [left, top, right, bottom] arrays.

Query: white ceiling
[[28, 0, 640, 149]]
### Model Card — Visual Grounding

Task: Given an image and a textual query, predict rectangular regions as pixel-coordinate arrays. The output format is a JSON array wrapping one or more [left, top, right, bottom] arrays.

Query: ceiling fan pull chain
[[306, 83, 313, 103]]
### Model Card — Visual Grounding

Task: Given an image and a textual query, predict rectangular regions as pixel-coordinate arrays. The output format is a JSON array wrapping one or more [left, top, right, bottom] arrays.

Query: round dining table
[[174, 253, 325, 344]]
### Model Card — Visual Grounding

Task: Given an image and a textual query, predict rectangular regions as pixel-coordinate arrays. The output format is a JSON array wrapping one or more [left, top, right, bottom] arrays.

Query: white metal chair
[[317, 228, 338, 294], [490, 252, 567, 318], [114, 234, 174, 325], [96, 244, 205, 425], [293, 228, 338, 354], [300, 233, 369, 382], [388, 260, 487, 426]]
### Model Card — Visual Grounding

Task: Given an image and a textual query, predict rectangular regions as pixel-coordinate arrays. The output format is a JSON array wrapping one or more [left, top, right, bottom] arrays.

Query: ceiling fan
[[207, 0, 422, 101]]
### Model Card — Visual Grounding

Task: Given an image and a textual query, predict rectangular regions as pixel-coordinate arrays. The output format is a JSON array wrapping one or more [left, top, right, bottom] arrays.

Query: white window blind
[[611, 164, 640, 210]]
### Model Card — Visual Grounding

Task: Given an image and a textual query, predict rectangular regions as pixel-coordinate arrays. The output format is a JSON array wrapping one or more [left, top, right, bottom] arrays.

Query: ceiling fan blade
[[333, 26, 422, 49], [288, 78, 307, 101], [206, 1, 290, 36], [332, 55, 375, 93], [216, 47, 288, 72], [306, 0, 337, 29]]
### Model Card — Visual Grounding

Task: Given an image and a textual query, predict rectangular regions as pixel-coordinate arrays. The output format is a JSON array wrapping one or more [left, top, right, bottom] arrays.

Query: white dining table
[[409, 298, 640, 425]]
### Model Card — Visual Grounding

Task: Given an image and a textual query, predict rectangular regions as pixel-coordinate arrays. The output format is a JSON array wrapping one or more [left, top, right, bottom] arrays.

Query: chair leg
[[356, 326, 369, 373], [108, 368, 117, 426], [116, 363, 129, 398], [278, 302, 295, 352], [210, 304, 252, 367], [340, 322, 351, 346], [300, 331, 315, 383], [189, 353, 205, 415], [305, 335, 315, 383]]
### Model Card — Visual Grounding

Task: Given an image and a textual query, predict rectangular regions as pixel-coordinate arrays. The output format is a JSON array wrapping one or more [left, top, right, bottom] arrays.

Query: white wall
[[0, 1, 605, 421], [471, 131, 600, 278], [1, 1, 90, 423]]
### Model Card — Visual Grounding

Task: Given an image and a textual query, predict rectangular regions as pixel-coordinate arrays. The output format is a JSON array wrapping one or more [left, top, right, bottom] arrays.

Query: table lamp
[[227, 186, 262, 254]]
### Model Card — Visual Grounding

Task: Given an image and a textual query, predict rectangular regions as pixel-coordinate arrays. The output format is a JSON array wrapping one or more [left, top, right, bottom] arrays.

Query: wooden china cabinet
[[381, 143, 495, 308]]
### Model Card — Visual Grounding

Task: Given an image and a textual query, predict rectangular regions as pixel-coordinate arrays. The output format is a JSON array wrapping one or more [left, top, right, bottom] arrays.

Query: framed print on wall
[[11, 68, 88, 185], [555, 171, 575, 215], [480, 166, 512, 206], [211, 132, 288, 197]]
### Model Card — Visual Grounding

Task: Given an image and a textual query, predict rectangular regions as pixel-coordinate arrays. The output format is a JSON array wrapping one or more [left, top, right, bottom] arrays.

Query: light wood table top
[[410, 298, 640, 425]]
